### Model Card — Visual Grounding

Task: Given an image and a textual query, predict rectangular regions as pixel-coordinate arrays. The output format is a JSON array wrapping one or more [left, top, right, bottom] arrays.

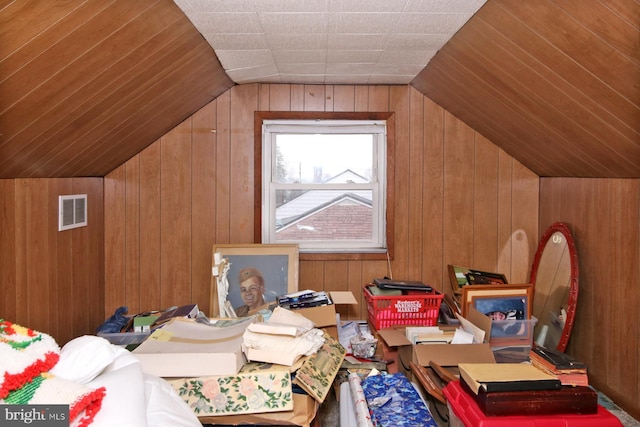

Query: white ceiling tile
[[327, 50, 382, 63], [273, 50, 327, 63], [373, 62, 426, 75], [189, 12, 262, 33], [278, 63, 327, 74], [174, 0, 487, 85], [227, 64, 281, 82], [393, 13, 472, 34], [326, 63, 377, 74], [266, 34, 327, 50], [327, 33, 386, 49], [377, 49, 435, 65], [404, 0, 486, 14], [203, 33, 269, 50], [255, 0, 329, 13], [385, 33, 450, 49], [216, 50, 275, 69], [367, 74, 414, 84], [328, 12, 400, 34], [259, 12, 328, 34], [279, 73, 327, 84], [329, 0, 407, 13], [174, 0, 256, 13]]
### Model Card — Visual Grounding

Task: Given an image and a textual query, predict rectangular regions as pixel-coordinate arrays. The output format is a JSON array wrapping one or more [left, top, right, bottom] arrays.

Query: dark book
[[373, 278, 433, 292], [459, 378, 597, 416], [459, 363, 562, 395], [152, 304, 199, 327], [530, 345, 587, 372]]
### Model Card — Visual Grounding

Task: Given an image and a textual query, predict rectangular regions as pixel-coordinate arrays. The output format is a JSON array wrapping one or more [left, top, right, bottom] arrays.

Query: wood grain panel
[[303, 85, 326, 111], [408, 87, 425, 280], [390, 86, 411, 277], [332, 85, 356, 112], [0, 177, 104, 344], [215, 90, 232, 243], [451, 17, 634, 176], [509, 161, 539, 283], [139, 143, 162, 311], [191, 101, 217, 315], [104, 167, 126, 316], [473, 135, 499, 271], [443, 112, 475, 273], [229, 84, 259, 243], [496, 150, 514, 279], [160, 120, 192, 307], [0, 180, 17, 322], [422, 96, 445, 291], [499, 0, 636, 100], [539, 177, 640, 420], [25, 180, 49, 334], [0, 0, 108, 60], [412, 0, 640, 178], [0, 0, 233, 178], [103, 83, 540, 350], [125, 158, 141, 313], [50, 179, 72, 342]]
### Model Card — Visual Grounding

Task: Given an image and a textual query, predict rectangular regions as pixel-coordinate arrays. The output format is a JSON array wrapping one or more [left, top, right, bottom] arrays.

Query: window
[[261, 118, 388, 254]]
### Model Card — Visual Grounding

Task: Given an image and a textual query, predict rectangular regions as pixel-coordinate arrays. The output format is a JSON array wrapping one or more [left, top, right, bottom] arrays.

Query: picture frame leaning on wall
[[211, 244, 299, 318]]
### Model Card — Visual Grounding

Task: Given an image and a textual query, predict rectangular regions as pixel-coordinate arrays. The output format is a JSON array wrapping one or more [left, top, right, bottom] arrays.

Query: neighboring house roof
[[275, 169, 372, 227], [277, 192, 372, 232]]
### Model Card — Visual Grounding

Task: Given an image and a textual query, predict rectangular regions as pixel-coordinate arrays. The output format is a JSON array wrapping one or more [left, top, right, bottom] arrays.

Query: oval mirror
[[529, 222, 579, 352]]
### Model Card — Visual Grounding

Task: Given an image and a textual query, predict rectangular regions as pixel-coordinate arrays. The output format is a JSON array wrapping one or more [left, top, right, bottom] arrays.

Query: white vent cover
[[58, 194, 87, 231]]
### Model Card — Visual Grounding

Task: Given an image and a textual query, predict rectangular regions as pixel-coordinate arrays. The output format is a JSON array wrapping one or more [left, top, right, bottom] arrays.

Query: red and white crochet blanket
[[0, 320, 105, 427]]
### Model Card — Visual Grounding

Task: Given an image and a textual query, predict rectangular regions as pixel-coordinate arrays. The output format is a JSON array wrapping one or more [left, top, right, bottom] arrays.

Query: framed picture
[[447, 264, 508, 294], [211, 244, 299, 317], [461, 284, 534, 343], [461, 283, 532, 319]]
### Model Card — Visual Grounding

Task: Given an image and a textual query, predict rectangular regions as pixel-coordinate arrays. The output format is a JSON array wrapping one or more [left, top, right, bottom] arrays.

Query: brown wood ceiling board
[[411, 0, 640, 178], [0, 0, 233, 178], [447, 16, 635, 175]]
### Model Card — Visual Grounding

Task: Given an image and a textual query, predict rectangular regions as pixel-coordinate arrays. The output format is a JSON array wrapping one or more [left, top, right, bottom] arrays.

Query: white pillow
[[51, 335, 115, 384]]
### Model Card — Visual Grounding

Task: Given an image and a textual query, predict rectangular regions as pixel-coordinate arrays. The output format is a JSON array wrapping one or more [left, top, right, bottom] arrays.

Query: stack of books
[[529, 345, 589, 386], [277, 291, 332, 309], [457, 362, 597, 416]]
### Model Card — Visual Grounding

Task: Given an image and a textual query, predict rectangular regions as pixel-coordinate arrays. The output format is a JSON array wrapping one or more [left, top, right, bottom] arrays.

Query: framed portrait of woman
[[211, 244, 299, 317]]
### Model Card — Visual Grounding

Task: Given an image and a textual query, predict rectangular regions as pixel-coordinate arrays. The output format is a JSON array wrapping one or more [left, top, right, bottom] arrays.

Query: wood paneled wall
[[0, 178, 104, 345], [104, 83, 539, 321], [539, 178, 640, 419]]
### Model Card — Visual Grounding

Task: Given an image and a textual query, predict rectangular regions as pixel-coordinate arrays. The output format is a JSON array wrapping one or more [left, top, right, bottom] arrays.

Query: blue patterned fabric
[[361, 372, 438, 427]]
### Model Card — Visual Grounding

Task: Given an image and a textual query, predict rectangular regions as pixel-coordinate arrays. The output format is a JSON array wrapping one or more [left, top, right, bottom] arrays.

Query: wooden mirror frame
[[529, 222, 579, 352]]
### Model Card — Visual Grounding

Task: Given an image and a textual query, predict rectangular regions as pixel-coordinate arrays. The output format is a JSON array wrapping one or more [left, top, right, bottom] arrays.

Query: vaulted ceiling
[[1, 0, 638, 179]]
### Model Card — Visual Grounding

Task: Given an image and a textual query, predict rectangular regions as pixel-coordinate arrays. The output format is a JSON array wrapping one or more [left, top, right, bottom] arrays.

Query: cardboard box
[[132, 317, 254, 377], [293, 291, 357, 327], [377, 309, 496, 380]]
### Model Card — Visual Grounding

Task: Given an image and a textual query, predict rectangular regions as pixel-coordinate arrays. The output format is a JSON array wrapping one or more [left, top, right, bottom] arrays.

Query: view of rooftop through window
[[262, 119, 386, 252]]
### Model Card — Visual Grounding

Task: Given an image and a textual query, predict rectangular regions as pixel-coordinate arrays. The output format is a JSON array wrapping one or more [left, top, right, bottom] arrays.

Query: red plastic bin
[[363, 284, 443, 330], [443, 381, 623, 427]]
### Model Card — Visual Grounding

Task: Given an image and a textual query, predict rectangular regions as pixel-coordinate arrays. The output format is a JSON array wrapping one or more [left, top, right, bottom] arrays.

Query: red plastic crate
[[443, 381, 623, 427], [363, 284, 443, 330]]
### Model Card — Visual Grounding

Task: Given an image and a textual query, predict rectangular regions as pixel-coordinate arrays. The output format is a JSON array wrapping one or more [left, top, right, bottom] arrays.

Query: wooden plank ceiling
[[0, 0, 638, 179], [412, 0, 639, 178], [0, 0, 233, 178]]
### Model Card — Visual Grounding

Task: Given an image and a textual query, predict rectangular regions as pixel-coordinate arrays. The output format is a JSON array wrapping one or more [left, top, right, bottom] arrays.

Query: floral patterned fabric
[[361, 372, 437, 427], [169, 370, 293, 416]]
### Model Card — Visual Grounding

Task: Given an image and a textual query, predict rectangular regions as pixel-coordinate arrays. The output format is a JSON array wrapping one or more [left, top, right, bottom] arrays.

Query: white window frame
[[262, 119, 387, 253]]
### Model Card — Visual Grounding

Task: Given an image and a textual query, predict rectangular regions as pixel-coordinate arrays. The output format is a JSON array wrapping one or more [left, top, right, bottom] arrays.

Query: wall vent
[[58, 194, 87, 231]]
